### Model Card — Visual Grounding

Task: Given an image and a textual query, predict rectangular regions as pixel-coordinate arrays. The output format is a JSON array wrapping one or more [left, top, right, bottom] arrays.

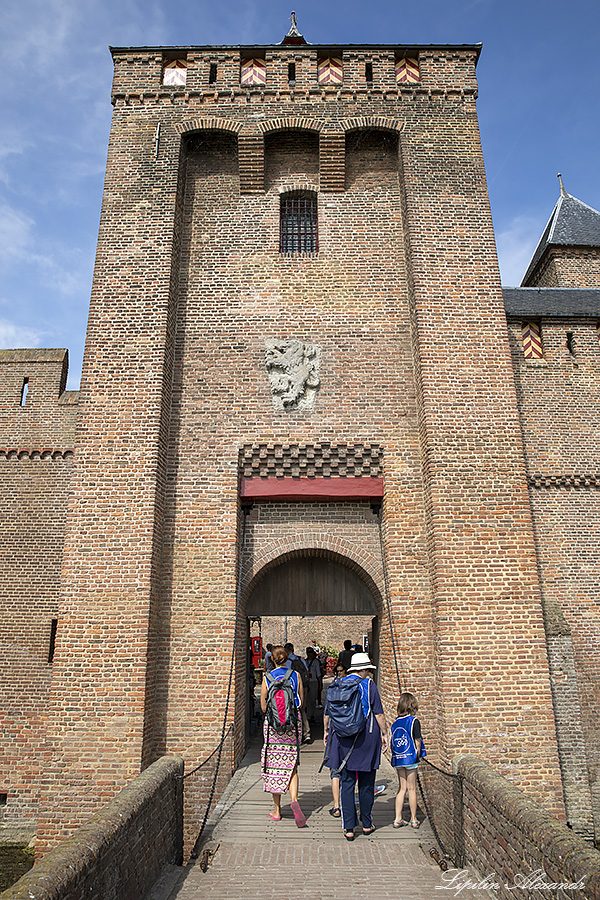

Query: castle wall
[[16, 40, 567, 851], [398, 92, 564, 809], [526, 248, 600, 289], [259, 616, 374, 656], [158, 121, 435, 850], [508, 317, 600, 839], [0, 350, 77, 823]]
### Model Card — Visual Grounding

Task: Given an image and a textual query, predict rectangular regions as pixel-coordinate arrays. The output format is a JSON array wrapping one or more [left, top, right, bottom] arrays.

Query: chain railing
[[418, 757, 464, 868]]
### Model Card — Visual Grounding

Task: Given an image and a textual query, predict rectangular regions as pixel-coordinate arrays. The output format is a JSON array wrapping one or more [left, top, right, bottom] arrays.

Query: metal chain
[[189, 506, 249, 859], [376, 505, 461, 865]]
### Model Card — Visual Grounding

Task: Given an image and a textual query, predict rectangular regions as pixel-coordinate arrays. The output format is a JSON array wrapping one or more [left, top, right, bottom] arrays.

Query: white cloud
[[0, 204, 35, 264], [0, 0, 78, 72], [0, 128, 31, 185], [496, 215, 542, 287], [0, 201, 92, 297], [0, 318, 45, 348]]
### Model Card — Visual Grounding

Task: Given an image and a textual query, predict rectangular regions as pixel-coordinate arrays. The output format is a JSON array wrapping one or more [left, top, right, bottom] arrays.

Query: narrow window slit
[[365, 61, 373, 82], [20, 378, 29, 407], [288, 62, 296, 84], [566, 332, 575, 355], [48, 619, 58, 664], [209, 63, 217, 84]]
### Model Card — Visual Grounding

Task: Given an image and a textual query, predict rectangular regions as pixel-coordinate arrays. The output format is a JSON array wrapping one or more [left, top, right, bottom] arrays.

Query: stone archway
[[243, 548, 383, 744], [246, 553, 378, 616]]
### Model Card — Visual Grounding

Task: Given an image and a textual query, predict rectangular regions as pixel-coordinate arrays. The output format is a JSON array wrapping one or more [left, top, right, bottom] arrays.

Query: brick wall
[[508, 316, 600, 840], [1, 756, 183, 900], [259, 616, 373, 655], [526, 248, 600, 288], [455, 755, 600, 900], [399, 90, 563, 806], [0, 351, 77, 825]]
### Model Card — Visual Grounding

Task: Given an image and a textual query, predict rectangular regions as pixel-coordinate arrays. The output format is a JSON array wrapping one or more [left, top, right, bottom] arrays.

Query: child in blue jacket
[[390, 692, 426, 828]]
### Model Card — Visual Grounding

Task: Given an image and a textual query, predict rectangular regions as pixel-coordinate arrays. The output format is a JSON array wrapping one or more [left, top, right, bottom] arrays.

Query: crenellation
[[110, 43, 481, 103]]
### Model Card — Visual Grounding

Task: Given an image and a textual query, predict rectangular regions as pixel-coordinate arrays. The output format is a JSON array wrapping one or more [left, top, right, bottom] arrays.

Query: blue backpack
[[320, 676, 371, 775], [325, 677, 366, 737]]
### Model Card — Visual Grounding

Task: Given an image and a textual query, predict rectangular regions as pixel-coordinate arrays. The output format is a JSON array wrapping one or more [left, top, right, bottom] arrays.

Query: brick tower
[[5, 20, 591, 853]]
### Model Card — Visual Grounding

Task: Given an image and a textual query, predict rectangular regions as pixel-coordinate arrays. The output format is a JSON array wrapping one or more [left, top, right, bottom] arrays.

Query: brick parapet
[[110, 45, 479, 99], [1, 756, 183, 900], [0, 350, 78, 449], [455, 754, 600, 900]]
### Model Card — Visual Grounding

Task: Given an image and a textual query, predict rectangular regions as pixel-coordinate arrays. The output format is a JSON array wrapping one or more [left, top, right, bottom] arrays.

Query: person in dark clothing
[[284, 642, 312, 744], [323, 652, 388, 841], [337, 639, 354, 671]]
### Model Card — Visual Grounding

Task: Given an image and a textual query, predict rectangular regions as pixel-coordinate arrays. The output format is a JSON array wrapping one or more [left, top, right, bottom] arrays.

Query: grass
[[0, 845, 35, 892]]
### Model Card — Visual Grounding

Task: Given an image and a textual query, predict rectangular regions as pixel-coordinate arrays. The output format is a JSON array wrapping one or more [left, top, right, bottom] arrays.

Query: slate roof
[[503, 287, 600, 318], [522, 189, 600, 285]]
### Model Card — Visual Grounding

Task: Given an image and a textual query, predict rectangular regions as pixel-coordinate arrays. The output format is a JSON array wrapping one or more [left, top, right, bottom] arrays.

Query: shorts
[[394, 763, 419, 771]]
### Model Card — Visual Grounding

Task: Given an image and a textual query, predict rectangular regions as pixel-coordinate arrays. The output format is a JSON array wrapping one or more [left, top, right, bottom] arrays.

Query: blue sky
[[1, 0, 599, 388]]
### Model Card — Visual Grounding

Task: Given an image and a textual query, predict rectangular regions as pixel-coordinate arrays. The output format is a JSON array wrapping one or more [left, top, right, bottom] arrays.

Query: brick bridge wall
[[0, 756, 183, 900], [454, 755, 600, 900]]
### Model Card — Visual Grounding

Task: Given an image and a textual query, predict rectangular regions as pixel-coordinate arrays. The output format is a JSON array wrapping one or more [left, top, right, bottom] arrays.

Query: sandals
[[344, 830, 355, 841], [410, 819, 420, 829], [362, 825, 376, 835], [291, 800, 306, 828], [268, 812, 281, 821], [329, 807, 341, 818], [393, 819, 409, 828]]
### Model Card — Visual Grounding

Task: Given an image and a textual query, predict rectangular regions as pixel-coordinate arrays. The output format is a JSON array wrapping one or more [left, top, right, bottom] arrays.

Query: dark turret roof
[[522, 182, 600, 285]]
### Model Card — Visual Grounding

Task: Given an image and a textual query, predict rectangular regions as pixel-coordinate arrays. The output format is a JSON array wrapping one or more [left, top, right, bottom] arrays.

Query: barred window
[[279, 192, 318, 255]]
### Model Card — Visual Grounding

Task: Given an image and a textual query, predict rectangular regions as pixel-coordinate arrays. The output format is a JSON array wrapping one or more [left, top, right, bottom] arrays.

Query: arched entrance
[[244, 549, 383, 744], [247, 554, 378, 617]]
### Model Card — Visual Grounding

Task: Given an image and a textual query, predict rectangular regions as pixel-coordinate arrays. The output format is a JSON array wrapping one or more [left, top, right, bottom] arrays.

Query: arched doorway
[[244, 550, 383, 744]]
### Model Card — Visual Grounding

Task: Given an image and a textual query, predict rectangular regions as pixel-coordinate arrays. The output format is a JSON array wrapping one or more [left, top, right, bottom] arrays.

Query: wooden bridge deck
[[149, 725, 488, 900]]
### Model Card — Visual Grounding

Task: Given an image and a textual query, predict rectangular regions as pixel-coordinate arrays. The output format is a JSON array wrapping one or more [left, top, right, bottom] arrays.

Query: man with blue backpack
[[322, 652, 388, 841]]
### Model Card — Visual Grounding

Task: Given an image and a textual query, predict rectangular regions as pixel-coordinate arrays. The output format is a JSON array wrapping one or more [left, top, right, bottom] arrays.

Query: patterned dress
[[261, 666, 302, 794]]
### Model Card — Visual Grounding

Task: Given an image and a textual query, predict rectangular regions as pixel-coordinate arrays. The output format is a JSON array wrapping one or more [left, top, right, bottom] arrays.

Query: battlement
[[109, 43, 480, 104], [0, 349, 78, 448]]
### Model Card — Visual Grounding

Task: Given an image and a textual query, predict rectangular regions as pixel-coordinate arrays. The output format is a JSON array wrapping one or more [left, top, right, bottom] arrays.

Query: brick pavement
[[150, 730, 490, 900]]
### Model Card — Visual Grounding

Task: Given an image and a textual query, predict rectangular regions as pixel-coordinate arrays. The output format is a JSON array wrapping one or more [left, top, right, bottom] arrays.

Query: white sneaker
[[374, 784, 386, 797]]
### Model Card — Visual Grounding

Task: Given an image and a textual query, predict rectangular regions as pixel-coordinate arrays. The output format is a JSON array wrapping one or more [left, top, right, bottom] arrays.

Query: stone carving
[[265, 339, 321, 411]]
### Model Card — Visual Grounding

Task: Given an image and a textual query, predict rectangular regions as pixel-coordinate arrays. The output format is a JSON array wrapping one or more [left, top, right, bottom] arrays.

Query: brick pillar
[[238, 129, 264, 193], [35, 115, 182, 851], [319, 128, 345, 192], [399, 96, 565, 812]]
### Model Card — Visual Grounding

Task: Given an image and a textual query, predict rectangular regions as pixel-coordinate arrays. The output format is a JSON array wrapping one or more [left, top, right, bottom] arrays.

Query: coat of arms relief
[[265, 340, 321, 411]]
